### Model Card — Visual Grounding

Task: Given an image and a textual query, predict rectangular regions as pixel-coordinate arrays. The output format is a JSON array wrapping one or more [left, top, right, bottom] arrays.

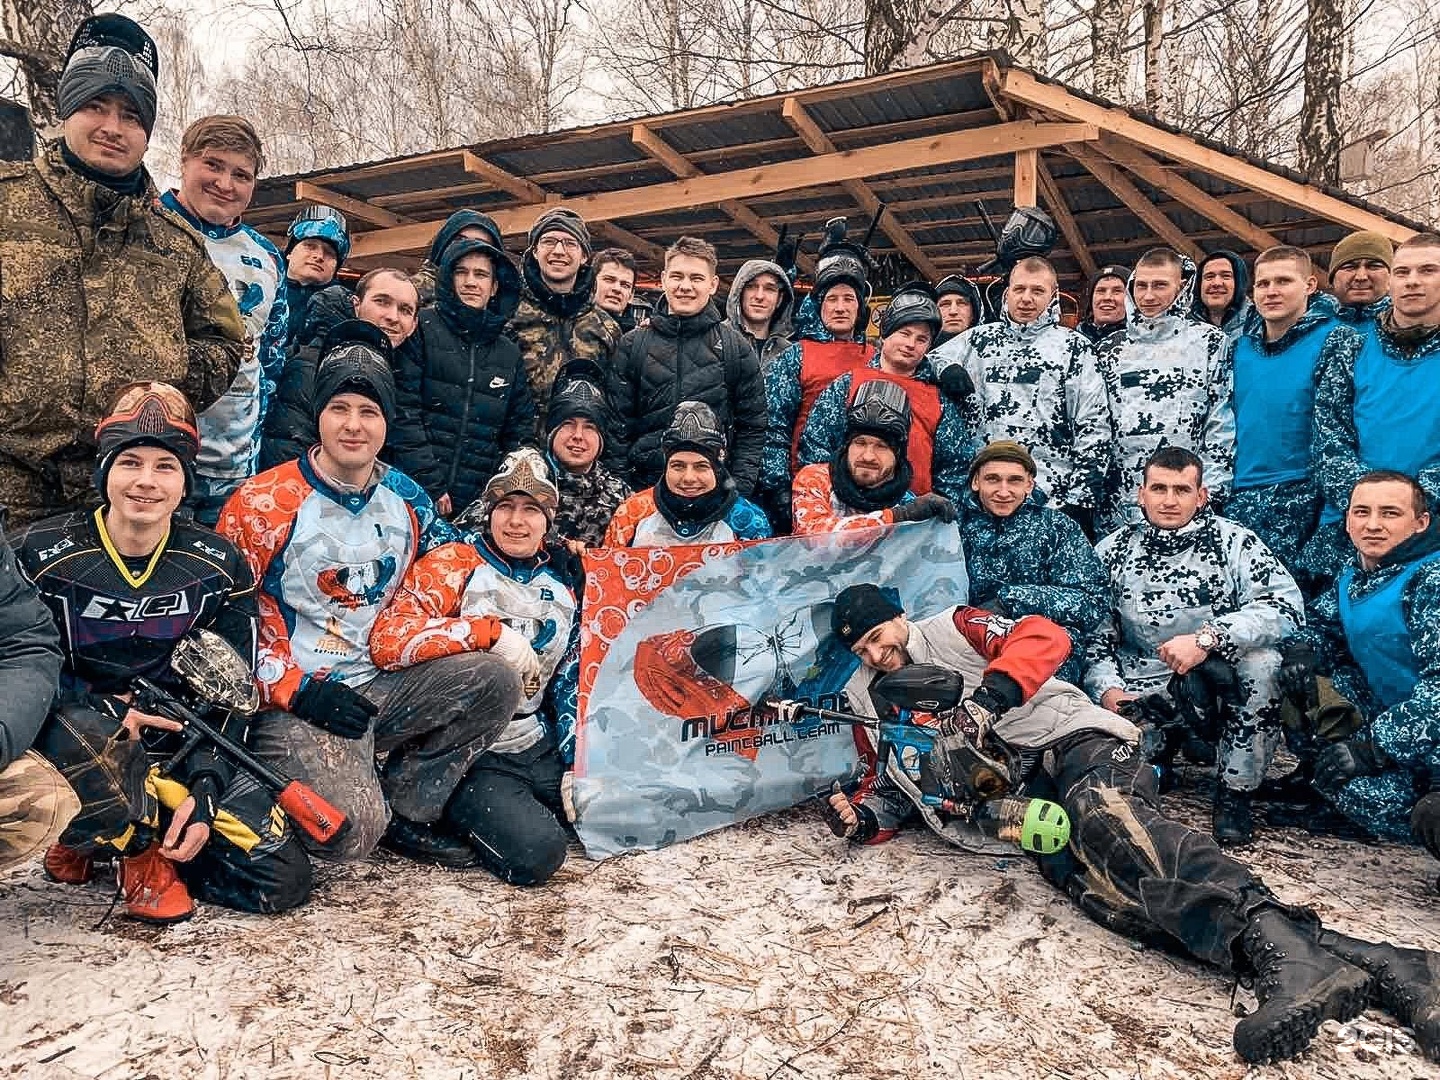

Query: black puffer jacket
[[603, 299, 766, 495], [259, 285, 429, 472], [393, 240, 535, 508]]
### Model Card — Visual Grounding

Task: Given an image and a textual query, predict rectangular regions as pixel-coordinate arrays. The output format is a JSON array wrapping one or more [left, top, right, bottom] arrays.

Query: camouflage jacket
[[455, 455, 632, 550], [1312, 312, 1440, 519], [1085, 508, 1303, 696], [509, 255, 621, 422], [1093, 302, 1234, 529], [932, 295, 1112, 510], [956, 489, 1108, 643], [0, 142, 245, 521]]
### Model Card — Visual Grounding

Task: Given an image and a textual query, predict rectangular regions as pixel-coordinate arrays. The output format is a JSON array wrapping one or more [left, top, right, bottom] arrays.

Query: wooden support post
[[1013, 149, 1038, 207]]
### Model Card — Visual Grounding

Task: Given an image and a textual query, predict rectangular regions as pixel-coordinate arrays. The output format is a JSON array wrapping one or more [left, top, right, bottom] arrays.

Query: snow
[[2, 795, 1439, 1080]]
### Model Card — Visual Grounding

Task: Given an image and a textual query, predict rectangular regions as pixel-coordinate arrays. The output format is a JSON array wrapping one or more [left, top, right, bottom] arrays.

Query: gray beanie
[[528, 207, 591, 257], [57, 15, 159, 135]]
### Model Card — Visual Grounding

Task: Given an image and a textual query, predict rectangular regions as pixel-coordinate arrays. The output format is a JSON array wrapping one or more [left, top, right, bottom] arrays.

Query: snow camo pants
[[247, 652, 521, 860], [1117, 648, 1285, 793]]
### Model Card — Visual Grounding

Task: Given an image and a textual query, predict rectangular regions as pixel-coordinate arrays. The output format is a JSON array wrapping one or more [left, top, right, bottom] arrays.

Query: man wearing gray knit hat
[[510, 207, 620, 423], [0, 12, 245, 525]]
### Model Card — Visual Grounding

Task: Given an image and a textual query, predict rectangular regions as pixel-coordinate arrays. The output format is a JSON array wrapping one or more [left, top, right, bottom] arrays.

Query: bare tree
[[0, 0, 93, 131], [1090, 0, 1131, 99], [1295, 0, 1344, 182]]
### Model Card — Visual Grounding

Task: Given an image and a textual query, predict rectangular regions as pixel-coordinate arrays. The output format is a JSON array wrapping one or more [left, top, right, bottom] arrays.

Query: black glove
[[1313, 739, 1388, 793], [891, 493, 956, 524], [292, 679, 379, 740], [186, 774, 222, 829], [762, 484, 793, 535], [1169, 656, 1241, 741], [1411, 791, 1440, 860], [1278, 640, 1319, 710], [821, 783, 879, 841], [938, 364, 975, 401]]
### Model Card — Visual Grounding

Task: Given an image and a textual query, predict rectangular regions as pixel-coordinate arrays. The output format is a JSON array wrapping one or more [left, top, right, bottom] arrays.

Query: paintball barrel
[[774, 696, 1070, 855]]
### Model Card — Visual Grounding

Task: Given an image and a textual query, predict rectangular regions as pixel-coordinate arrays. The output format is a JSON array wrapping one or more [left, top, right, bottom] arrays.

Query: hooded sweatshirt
[[932, 293, 1112, 511], [412, 210, 503, 307], [1093, 260, 1234, 529], [1190, 250, 1252, 340], [934, 276, 985, 348], [725, 259, 795, 371]]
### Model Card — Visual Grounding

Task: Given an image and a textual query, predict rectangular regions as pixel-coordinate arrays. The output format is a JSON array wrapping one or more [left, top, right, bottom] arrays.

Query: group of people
[[2, 12, 1439, 1069]]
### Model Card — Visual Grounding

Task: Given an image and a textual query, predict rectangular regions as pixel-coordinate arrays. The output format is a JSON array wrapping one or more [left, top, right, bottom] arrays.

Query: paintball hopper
[[979, 206, 1058, 275], [872, 664, 965, 713], [171, 630, 259, 715]]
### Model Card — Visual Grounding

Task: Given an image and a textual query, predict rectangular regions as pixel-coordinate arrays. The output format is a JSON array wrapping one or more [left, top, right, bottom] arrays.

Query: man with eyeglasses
[[510, 207, 621, 421]]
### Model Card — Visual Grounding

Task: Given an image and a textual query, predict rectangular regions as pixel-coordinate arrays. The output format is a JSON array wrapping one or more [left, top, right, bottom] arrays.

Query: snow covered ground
[[3, 794, 1439, 1080]]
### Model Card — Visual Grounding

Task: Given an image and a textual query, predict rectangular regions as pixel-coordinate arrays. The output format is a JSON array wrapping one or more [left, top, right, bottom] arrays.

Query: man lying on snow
[[820, 583, 1440, 1065]]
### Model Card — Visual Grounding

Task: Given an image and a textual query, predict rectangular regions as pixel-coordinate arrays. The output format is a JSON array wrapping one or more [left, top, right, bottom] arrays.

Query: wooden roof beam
[[781, 97, 941, 280], [351, 120, 1098, 257], [994, 64, 1415, 243], [460, 150, 553, 204], [1092, 134, 1282, 252], [1065, 143, 1203, 260], [591, 220, 667, 266], [293, 181, 416, 228], [631, 123, 814, 273], [1035, 156, 1097, 278]]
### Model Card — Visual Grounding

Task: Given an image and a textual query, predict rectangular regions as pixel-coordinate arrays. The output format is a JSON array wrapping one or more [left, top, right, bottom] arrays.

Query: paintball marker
[[775, 664, 1070, 855], [132, 629, 349, 847]]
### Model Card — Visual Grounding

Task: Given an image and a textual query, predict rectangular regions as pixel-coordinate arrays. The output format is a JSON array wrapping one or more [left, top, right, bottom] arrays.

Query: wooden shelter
[[246, 53, 1424, 289]]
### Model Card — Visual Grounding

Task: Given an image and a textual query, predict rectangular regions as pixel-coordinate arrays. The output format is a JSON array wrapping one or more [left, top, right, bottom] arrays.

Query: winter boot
[[1233, 908, 1371, 1064], [1213, 786, 1255, 847], [118, 845, 194, 924], [380, 816, 479, 869], [1318, 929, 1440, 1061], [43, 843, 95, 885]]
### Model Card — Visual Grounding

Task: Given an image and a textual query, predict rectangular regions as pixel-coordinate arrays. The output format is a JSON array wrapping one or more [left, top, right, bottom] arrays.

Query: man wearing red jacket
[[822, 583, 1440, 1066]]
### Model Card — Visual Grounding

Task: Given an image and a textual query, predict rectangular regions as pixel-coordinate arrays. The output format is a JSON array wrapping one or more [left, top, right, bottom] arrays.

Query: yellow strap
[[93, 508, 169, 588], [149, 770, 266, 854]]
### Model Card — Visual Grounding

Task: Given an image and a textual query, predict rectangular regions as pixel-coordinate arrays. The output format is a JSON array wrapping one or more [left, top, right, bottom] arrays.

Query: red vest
[[848, 368, 943, 495], [791, 339, 872, 464]]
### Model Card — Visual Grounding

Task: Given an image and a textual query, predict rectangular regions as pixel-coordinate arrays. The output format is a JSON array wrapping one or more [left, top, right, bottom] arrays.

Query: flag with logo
[[572, 521, 969, 857]]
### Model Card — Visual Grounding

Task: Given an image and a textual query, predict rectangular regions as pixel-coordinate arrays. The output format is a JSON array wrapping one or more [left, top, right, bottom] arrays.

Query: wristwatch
[[1195, 624, 1222, 653]]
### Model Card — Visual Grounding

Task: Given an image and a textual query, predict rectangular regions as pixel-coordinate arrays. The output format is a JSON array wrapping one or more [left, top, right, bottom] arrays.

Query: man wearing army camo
[[509, 207, 621, 422], [0, 14, 244, 524], [1093, 248, 1234, 534], [1086, 447, 1303, 846], [932, 255, 1112, 535]]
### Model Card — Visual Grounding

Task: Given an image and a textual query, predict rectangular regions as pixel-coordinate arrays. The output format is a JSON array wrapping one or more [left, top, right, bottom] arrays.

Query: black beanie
[[831, 584, 904, 648], [313, 320, 397, 423], [547, 362, 611, 448]]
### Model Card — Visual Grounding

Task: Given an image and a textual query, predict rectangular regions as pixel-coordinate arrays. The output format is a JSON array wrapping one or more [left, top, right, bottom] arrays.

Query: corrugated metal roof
[[248, 53, 1423, 287]]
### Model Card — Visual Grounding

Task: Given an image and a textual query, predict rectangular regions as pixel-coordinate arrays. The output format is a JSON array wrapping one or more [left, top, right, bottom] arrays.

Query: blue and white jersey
[[161, 191, 289, 492]]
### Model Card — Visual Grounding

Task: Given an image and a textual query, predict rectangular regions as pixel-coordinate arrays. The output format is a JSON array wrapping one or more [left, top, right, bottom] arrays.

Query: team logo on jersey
[[82, 591, 191, 621], [191, 538, 227, 561], [317, 555, 398, 610], [35, 537, 76, 561]]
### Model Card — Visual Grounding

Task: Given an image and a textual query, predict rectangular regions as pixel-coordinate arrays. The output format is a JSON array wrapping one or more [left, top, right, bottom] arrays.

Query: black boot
[[1213, 785, 1254, 847], [1233, 909, 1371, 1064], [1318, 929, 1440, 1061], [380, 816, 479, 868]]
